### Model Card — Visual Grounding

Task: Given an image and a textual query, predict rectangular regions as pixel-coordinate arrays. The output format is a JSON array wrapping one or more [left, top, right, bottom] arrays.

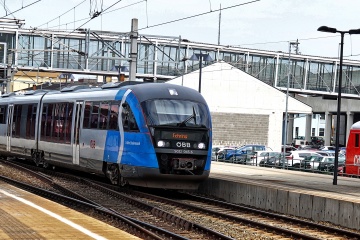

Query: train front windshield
[[142, 99, 210, 128]]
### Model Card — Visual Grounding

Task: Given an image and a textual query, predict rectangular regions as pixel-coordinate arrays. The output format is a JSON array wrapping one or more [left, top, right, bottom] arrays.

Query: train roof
[[351, 121, 360, 130], [125, 83, 207, 104], [0, 82, 207, 104]]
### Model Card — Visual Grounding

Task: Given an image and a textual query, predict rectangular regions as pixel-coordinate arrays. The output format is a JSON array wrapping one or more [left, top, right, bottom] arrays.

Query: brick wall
[[211, 112, 269, 147]]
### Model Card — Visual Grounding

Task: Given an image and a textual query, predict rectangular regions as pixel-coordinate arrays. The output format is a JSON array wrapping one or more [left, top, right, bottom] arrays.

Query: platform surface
[[197, 162, 360, 230], [0, 181, 140, 240], [210, 162, 360, 202]]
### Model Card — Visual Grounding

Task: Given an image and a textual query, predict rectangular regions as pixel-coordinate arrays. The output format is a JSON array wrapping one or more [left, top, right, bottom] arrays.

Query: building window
[[312, 114, 316, 119], [320, 114, 325, 120], [312, 128, 315, 136], [319, 128, 324, 136]]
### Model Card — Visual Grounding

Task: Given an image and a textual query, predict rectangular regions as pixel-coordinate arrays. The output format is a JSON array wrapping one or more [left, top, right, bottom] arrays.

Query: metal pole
[[198, 53, 203, 93], [333, 32, 344, 185], [218, 4, 221, 45], [129, 18, 138, 82], [6, 53, 12, 94], [283, 42, 291, 168]]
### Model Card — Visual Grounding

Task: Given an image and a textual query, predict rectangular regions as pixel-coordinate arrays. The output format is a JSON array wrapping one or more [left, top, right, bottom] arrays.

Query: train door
[[6, 105, 13, 152], [72, 101, 83, 165]]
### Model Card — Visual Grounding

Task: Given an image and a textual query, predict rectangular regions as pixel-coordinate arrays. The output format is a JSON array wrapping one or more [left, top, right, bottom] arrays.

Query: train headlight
[[157, 140, 170, 147], [157, 140, 166, 147], [197, 142, 206, 149]]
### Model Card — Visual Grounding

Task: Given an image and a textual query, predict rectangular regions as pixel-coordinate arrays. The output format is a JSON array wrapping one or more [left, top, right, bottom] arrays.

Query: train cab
[[346, 121, 360, 175]]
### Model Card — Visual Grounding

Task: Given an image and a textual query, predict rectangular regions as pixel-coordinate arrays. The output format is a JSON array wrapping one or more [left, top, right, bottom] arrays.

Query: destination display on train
[[161, 131, 202, 141]]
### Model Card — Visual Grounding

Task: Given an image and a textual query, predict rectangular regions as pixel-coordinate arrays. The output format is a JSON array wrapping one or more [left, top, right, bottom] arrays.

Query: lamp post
[[317, 26, 360, 185], [282, 41, 299, 168], [189, 52, 213, 93]]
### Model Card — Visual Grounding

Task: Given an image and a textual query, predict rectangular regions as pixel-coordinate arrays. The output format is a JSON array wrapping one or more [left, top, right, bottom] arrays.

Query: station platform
[[198, 162, 360, 230], [0, 181, 139, 240]]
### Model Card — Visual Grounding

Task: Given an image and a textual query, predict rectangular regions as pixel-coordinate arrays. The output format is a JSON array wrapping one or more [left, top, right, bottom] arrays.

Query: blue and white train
[[0, 82, 212, 189]]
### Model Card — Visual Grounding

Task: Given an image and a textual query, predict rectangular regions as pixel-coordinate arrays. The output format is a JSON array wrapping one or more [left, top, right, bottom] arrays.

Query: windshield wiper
[[178, 106, 197, 127]]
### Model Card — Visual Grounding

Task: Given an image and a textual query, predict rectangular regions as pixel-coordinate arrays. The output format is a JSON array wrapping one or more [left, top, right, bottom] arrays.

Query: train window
[[26, 104, 36, 139], [91, 102, 100, 129], [99, 102, 109, 130], [52, 103, 73, 144], [41, 104, 54, 141], [83, 102, 91, 128], [39, 103, 72, 144], [122, 102, 139, 132], [12, 105, 22, 138], [356, 134, 359, 148], [0, 105, 7, 124], [109, 103, 119, 130], [64, 103, 73, 143], [82, 101, 119, 130], [41, 104, 48, 139], [12, 104, 36, 139]]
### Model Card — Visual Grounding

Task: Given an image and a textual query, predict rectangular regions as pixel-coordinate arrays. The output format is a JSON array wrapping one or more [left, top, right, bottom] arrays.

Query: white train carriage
[[0, 91, 43, 158]]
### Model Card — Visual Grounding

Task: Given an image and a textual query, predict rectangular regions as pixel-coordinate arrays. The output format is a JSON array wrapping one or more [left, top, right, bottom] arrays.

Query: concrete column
[[287, 113, 294, 145], [324, 111, 332, 146], [305, 114, 312, 144], [346, 111, 354, 146]]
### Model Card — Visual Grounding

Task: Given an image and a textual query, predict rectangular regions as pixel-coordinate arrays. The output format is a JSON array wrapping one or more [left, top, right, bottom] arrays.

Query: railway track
[[0, 159, 232, 240], [2, 158, 360, 239]]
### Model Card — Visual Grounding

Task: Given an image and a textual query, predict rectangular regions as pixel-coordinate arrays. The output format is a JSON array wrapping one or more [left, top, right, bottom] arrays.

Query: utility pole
[[218, 4, 221, 45], [282, 40, 300, 168], [6, 53, 12, 93], [129, 18, 138, 82]]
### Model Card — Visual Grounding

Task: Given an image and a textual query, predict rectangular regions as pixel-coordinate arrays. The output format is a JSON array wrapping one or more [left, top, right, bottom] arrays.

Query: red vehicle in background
[[345, 121, 360, 175]]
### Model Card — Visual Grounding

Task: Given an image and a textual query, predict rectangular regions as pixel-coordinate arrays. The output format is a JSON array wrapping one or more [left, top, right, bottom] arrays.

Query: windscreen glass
[[141, 99, 210, 128]]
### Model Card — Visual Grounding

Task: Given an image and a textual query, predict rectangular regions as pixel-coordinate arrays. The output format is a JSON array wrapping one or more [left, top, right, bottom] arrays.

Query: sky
[[3, 0, 360, 60]]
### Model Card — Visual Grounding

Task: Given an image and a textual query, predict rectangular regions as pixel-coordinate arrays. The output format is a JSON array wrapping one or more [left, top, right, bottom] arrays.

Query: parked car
[[311, 136, 324, 147], [286, 150, 318, 168], [281, 145, 297, 152], [257, 151, 282, 167], [292, 137, 307, 148], [217, 144, 267, 162], [319, 146, 336, 151], [316, 150, 345, 158], [318, 156, 336, 171], [305, 154, 324, 169], [211, 146, 236, 161], [328, 156, 346, 173], [297, 145, 319, 151]]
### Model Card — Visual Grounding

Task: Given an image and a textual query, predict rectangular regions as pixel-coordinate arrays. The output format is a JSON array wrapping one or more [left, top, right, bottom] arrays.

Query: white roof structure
[[168, 61, 312, 151], [168, 61, 312, 115]]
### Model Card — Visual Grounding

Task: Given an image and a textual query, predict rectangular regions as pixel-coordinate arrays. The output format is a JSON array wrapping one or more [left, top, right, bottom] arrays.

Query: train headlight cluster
[[197, 142, 206, 149], [157, 140, 170, 147]]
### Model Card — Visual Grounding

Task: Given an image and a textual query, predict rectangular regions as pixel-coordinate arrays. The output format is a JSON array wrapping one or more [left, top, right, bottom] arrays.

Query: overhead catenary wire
[[0, 0, 41, 18], [36, 0, 87, 28], [44, 0, 145, 30], [138, 0, 261, 31], [1, 0, 41, 18], [0, 0, 15, 18]]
